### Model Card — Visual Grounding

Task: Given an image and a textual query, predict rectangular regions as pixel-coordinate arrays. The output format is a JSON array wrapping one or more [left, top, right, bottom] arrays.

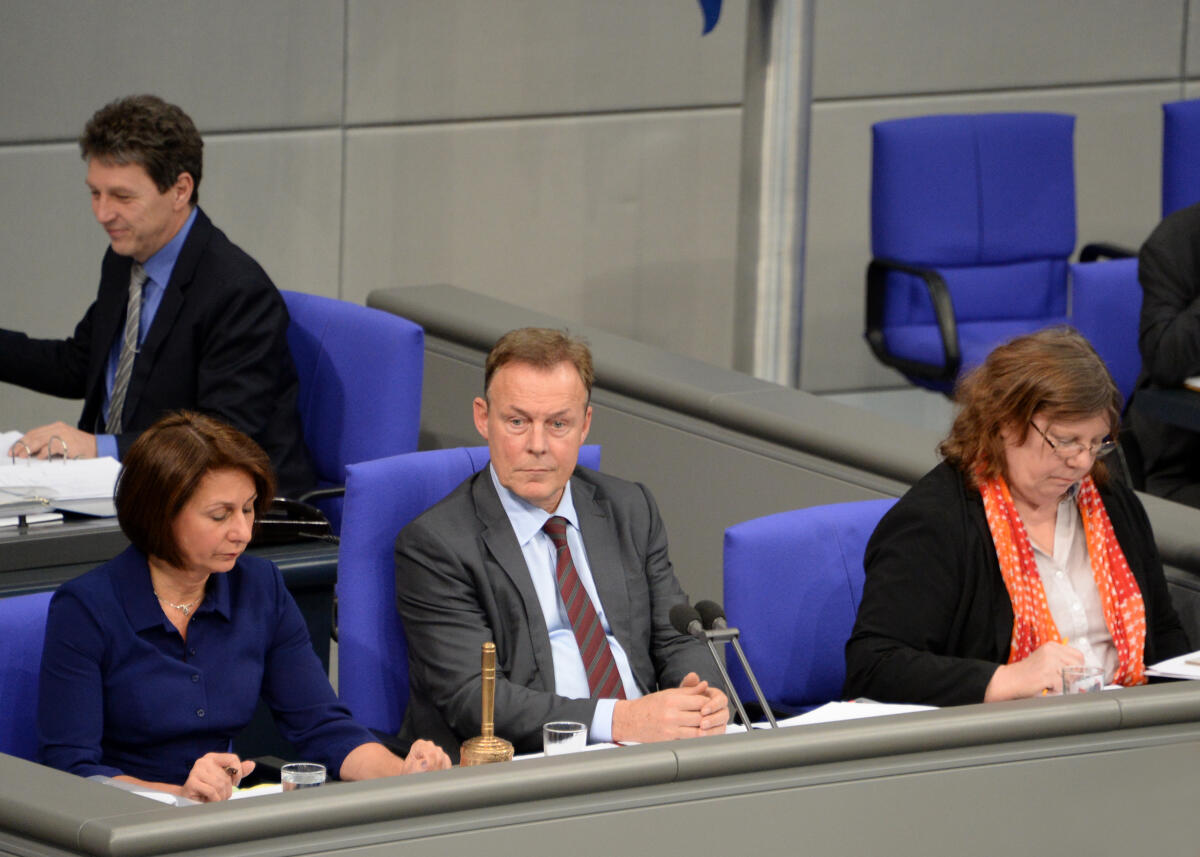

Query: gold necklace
[[155, 591, 201, 617]]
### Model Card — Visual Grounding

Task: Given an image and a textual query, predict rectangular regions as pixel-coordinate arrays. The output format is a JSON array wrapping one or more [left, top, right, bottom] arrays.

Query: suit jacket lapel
[[472, 472, 558, 692], [573, 476, 634, 663]]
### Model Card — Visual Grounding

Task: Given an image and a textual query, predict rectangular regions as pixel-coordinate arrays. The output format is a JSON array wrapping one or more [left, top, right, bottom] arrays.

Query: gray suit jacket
[[394, 465, 719, 757]]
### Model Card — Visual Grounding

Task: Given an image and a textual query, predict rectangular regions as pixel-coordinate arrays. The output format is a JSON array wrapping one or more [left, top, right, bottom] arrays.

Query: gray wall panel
[[801, 83, 1176, 392], [1187, 8, 1200, 80], [0, 144, 111, 434], [0, 0, 344, 143], [812, 0, 1182, 100], [342, 111, 741, 366], [345, 0, 746, 123], [202, 131, 343, 299]]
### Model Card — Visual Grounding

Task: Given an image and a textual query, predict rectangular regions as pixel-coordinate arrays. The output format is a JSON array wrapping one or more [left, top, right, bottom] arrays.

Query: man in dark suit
[[0, 95, 314, 495], [395, 328, 728, 757], [1129, 201, 1200, 508]]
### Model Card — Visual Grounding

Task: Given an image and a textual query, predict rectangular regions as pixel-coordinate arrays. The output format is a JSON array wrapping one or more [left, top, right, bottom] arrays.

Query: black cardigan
[[842, 461, 1190, 705]]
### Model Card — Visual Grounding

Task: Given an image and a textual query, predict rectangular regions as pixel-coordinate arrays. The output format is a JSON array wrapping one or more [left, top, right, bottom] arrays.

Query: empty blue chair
[[282, 291, 424, 531], [866, 113, 1124, 393], [0, 591, 53, 760], [1162, 98, 1200, 217], [723, 499, 896, 713], [1070, 257, 1141, 406], [337, 445, 602, 734]]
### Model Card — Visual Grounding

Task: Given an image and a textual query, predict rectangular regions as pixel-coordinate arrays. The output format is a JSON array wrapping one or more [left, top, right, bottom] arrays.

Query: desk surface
[[1135, 387, 1200, 434], [3, 682, 1200, 857]]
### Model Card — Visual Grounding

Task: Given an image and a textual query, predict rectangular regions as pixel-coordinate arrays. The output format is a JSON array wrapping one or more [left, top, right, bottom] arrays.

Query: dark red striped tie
[[543, 516, 626, 699]]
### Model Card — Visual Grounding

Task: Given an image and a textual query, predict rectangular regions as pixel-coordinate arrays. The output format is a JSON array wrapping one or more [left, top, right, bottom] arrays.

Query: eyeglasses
[[1029, 421, 1117, 460]]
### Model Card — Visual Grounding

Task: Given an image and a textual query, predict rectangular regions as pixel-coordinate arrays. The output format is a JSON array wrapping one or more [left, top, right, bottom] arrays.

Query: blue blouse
[[38, 546, 373, 784]]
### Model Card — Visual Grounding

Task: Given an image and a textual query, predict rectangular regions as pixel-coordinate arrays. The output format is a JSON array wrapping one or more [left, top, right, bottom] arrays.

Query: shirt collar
[[141, 207, 197, 288], [489, 463, 578, 546], [118, 544, 234, 632]]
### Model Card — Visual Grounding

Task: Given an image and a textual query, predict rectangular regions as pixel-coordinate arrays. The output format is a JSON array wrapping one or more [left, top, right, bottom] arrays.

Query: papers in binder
[[0, 455, 121, 518]]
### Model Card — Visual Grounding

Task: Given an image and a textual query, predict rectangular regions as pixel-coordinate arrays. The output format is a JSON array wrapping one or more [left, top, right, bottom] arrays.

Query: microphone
[[670, 602, 753, 732], [695, 600, 777, 728], [669, 603, 704, 639]]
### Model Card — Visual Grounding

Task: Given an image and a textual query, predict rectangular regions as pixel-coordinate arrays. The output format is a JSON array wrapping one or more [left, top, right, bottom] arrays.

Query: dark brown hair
[[484, 328, 594, 399], [115, 411, 274, 567], [939, 326, 1121, 486], [80, 95, 203, 204]]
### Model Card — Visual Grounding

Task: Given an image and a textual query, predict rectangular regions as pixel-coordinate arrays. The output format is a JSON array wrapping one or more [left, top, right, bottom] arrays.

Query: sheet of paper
[[1146, 650, 1200, 680], [776, 701, 936, 727], [230, 783, 284, 799], [0, 511, 63, 529], [0, 430, 22, 456]]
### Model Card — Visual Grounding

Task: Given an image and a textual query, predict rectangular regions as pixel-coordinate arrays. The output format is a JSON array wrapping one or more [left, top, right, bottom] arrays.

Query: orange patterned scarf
[[977, 473, 1147, 686]]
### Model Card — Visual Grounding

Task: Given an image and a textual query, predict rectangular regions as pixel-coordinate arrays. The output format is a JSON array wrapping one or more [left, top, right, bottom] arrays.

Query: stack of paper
[[1146, 651, 1200, 680]]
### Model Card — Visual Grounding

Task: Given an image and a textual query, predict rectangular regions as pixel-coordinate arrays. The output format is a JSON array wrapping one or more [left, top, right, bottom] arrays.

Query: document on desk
[[0, 455, 121, 517], [777, 701, 936, 727], [1146, 650, 1200, 680]]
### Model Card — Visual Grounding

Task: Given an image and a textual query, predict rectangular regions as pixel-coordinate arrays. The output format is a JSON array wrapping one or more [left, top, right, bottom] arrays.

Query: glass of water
[[543, 721, 587, 755], [281, 762, 326, 790], [1061, 665, 1104, 694]]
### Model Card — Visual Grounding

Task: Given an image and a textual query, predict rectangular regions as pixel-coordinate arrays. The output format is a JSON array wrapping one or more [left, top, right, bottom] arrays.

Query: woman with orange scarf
[[843, 328, 1190, 704]]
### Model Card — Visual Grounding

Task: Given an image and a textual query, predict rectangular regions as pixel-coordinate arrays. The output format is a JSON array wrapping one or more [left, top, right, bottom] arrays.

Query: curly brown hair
[[80, 94, 203, 204], [939, 327, 1121, 487]]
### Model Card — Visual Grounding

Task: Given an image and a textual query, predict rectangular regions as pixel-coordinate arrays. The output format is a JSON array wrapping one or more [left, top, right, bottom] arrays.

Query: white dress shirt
[[1031, 491, 1119, 682], [490, 465, 641, 742]]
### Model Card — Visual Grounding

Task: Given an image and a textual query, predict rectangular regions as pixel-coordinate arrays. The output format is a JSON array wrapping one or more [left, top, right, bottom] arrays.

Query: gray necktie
[[105, 263, 148, 435]]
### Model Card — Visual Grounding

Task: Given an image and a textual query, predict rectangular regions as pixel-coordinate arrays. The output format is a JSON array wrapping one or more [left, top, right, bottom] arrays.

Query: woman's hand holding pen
[[180, 752, 256, 802]]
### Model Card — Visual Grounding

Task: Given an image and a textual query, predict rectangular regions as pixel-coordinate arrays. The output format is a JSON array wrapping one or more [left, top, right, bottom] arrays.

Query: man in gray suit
[[395, 328, 728, 757]]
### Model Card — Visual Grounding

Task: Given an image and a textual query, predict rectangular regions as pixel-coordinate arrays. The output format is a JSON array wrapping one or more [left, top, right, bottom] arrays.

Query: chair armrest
[[297, 485, 346, 504], [1079, 242, 1136, 262], [865, 258, 961, 384]]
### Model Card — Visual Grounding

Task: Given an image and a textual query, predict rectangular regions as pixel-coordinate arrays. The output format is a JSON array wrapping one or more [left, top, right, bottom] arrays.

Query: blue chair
[[866, 112, 1126, 393], [1070, 257, 1141, 406], [722, 499, 896, 713], [281, 291, 424, 532], [0, 591, 53, 760], [1162, 98, 1200, 217], [336, 445, 602, 734]]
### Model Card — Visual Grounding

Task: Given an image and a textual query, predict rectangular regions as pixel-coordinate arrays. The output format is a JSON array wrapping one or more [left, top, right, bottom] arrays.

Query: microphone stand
[[725, 633, 778, 728], [700, 627, 754, 732]]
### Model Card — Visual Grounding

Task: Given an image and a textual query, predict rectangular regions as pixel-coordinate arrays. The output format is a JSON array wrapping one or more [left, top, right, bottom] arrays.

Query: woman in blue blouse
[[38, 411, 450, 801]]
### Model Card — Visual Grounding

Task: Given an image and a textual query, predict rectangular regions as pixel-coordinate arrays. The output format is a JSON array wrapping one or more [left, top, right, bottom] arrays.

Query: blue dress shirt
[[38, 544, 373, 784], [489, 466, 642, 743], [96, 208, 198, 459]]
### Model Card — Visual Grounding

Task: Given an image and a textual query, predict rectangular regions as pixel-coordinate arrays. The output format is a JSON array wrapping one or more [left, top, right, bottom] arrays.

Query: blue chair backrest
[[1070, 258, 1141, 406], [0, 591, 53, 760], [723, 499, 896, 712], [282, 291, 424, 528], [1162, 98, 1200, 217], [872, 113, 1076, 327], [337, 444, 602, 734]]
